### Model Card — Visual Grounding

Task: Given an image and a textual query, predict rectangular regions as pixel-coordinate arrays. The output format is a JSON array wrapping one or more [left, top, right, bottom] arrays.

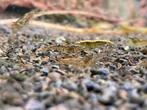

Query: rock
[[50, 80, 62, 88], [0, 25, 11, 34], [118, 89, 128, 100], [3, 93, 24, 106], [98, 92, 116, 105], [90, 68, 109, 77], [109, 64, 116, 71], [143, 83, 147, 93], [48, 72, 61, 80], [107, 106, 117, 110], [0, 84, 24, 106], [122, 82, 134, 92], [2, 106, 23, 110], [25, 99, 45, 110], [33, 82, 42, 92], [41, 67, 49, 76], [39, 91, 52, 99], [48, 104, 69, 110], [55, 36, 66, 44], [128, 89, 144, 106], [62, 80, 77, 91], [82, 79, 101, 93], [51, 65, 60, 70], [119, 103, 139, 110], [98, 87, 117, 105], [88, 93, 98, 104]]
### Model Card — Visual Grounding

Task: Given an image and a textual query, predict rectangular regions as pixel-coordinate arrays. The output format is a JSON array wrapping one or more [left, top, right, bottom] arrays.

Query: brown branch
[[0, 19, 122, 35], [33, 10, 122, 24]]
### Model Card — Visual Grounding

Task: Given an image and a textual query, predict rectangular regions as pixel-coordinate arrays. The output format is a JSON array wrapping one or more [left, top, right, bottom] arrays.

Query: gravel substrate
[[0, 25, 147, 110]]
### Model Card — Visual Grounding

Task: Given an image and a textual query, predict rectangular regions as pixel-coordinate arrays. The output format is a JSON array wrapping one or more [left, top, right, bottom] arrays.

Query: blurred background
[[0, 0, 146, 27]]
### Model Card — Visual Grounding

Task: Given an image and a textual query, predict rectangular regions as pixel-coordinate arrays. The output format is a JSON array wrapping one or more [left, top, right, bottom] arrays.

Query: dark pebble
[[143, 83, 147, 93], [128, 89, 144, 106], [41, 67, 49, 76], [51, 65, 60, 70], [41, 61, 48, 65], [109, 64, 116, 71], [98, 92, 116, 105], [90, 68, 109, 77], [98, 85, 117, 105], [31, 46, 37, 52], [82, 79, 102, 93]]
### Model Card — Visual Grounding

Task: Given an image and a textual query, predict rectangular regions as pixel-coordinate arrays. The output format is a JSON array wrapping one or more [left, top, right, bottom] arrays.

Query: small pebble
[[33, 82, 42, 92], [129, 89, 144, 106], [48, 104, 69, 110], [143, 83, 147, 93], [122, 82, 134, 92], [90, 68, 109, 77], [98, 87, 117, 105], [109, 64, 116, 71], [48, 72, 61, 80], [62, 80, 77, 91], [107, 106, 117, 110], [55, 36, 66, 44], [98, 92, 115, 105], [3, 106, 23, 110], [88, 93, 98, 104], [50, 80, 62, 88], [124, 46, 130, 51], [25, 99, 45, 110], [51, 65, 60, 70], [82, 79, 101, 93], [41, 67, 49, 76]]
